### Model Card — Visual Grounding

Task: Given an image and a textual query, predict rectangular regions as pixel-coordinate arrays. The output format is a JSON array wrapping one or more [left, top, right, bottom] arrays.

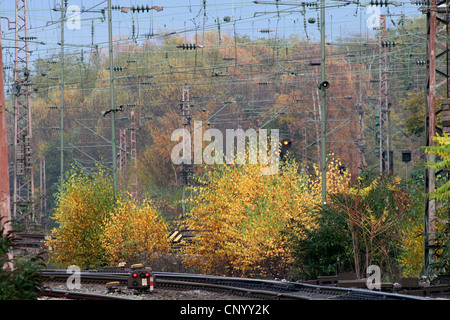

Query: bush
[[0, 220, 43, 300], [46, 166, 115, 269], [102, 199, 172, 264], [182, 157, 349, 278]]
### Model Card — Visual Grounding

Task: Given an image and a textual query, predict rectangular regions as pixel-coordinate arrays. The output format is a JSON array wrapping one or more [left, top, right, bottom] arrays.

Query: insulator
[[258, 81, 270, 85], [127, 59, 137, 63], [48, 105, 58, 109], [111, 5, 121, 10], [132, 5, 151, 13], [259, 29, 272, 33], [177, 43, 198, 50]]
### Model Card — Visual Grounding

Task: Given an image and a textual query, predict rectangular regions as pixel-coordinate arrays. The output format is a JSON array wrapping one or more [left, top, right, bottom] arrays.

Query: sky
[[0, 0, 425, 64]]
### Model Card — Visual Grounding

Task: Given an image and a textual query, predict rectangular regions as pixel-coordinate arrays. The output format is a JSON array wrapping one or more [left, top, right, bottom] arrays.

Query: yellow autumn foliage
[[45, 167, 115, 269], [182, 156, 349, 278], [399, 222, 424, 278], [102, 198, 171, 264], [46, 166, 171, 268]]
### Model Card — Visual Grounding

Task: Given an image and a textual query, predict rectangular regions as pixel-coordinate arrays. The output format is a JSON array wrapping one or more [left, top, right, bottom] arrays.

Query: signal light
[[318, 81, 330, 90], [280, 138, 292, 160], [127, 266, 154, 292]]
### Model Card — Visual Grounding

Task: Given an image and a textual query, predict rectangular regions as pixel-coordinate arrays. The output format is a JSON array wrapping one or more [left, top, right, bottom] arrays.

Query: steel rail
[[40, 269, 431, 301]]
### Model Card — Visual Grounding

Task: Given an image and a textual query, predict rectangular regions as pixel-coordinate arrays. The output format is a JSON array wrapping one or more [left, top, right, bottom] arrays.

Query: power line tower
[[118, 129, 128, 184], [129, 111, 138, 199], [13, 0, 35, 228], [180, 85, 192, 218], [422, 0, 449, 274]]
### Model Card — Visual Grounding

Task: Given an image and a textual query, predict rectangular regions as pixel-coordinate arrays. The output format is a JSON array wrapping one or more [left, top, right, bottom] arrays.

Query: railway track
[[39, 269, 432, 301]]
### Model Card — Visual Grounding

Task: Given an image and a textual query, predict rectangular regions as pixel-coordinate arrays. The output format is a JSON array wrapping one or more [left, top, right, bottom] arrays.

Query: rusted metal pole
[[0, 23, 13, 269], [424, 0, 437, 273]]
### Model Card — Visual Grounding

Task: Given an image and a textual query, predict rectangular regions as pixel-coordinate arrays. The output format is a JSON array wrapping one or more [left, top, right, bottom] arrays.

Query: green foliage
[[423, 134, 450, 201], [286, 203, 353, 279], [401, 89, 426, 137], [433, 223, 450, 277], [422, 134, 450, 277], [0, 219, 44, 300], [0, 255, 44, 300], [288, 169, 417, 280]]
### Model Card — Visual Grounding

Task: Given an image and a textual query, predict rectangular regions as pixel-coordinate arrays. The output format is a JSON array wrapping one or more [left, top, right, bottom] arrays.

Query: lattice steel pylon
[[129, 111, 138, 199], [118, 128, 128, 184], [180, 86, 192, 218], [181, 85, 192, 185], [423, 0, 449, 273], [13, 0, 35, 227]]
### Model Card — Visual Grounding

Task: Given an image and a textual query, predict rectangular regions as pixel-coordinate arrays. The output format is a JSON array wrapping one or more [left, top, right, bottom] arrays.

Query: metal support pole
[[0, 24, 13, 269], [423, 0, 449, 274], [378, 16, 391, 174], [60, 0, 66, 188], [424, 0, 437, 274], [39, 156, 47, 232], [107, 0, 117, 198], [357, 102, 366, 173], [320, 0, 326, 205]]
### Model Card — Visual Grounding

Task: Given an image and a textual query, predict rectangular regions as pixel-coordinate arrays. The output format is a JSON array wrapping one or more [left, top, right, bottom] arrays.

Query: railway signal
[[280, 138, 292, 160], [127, 264, 154, 292]]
